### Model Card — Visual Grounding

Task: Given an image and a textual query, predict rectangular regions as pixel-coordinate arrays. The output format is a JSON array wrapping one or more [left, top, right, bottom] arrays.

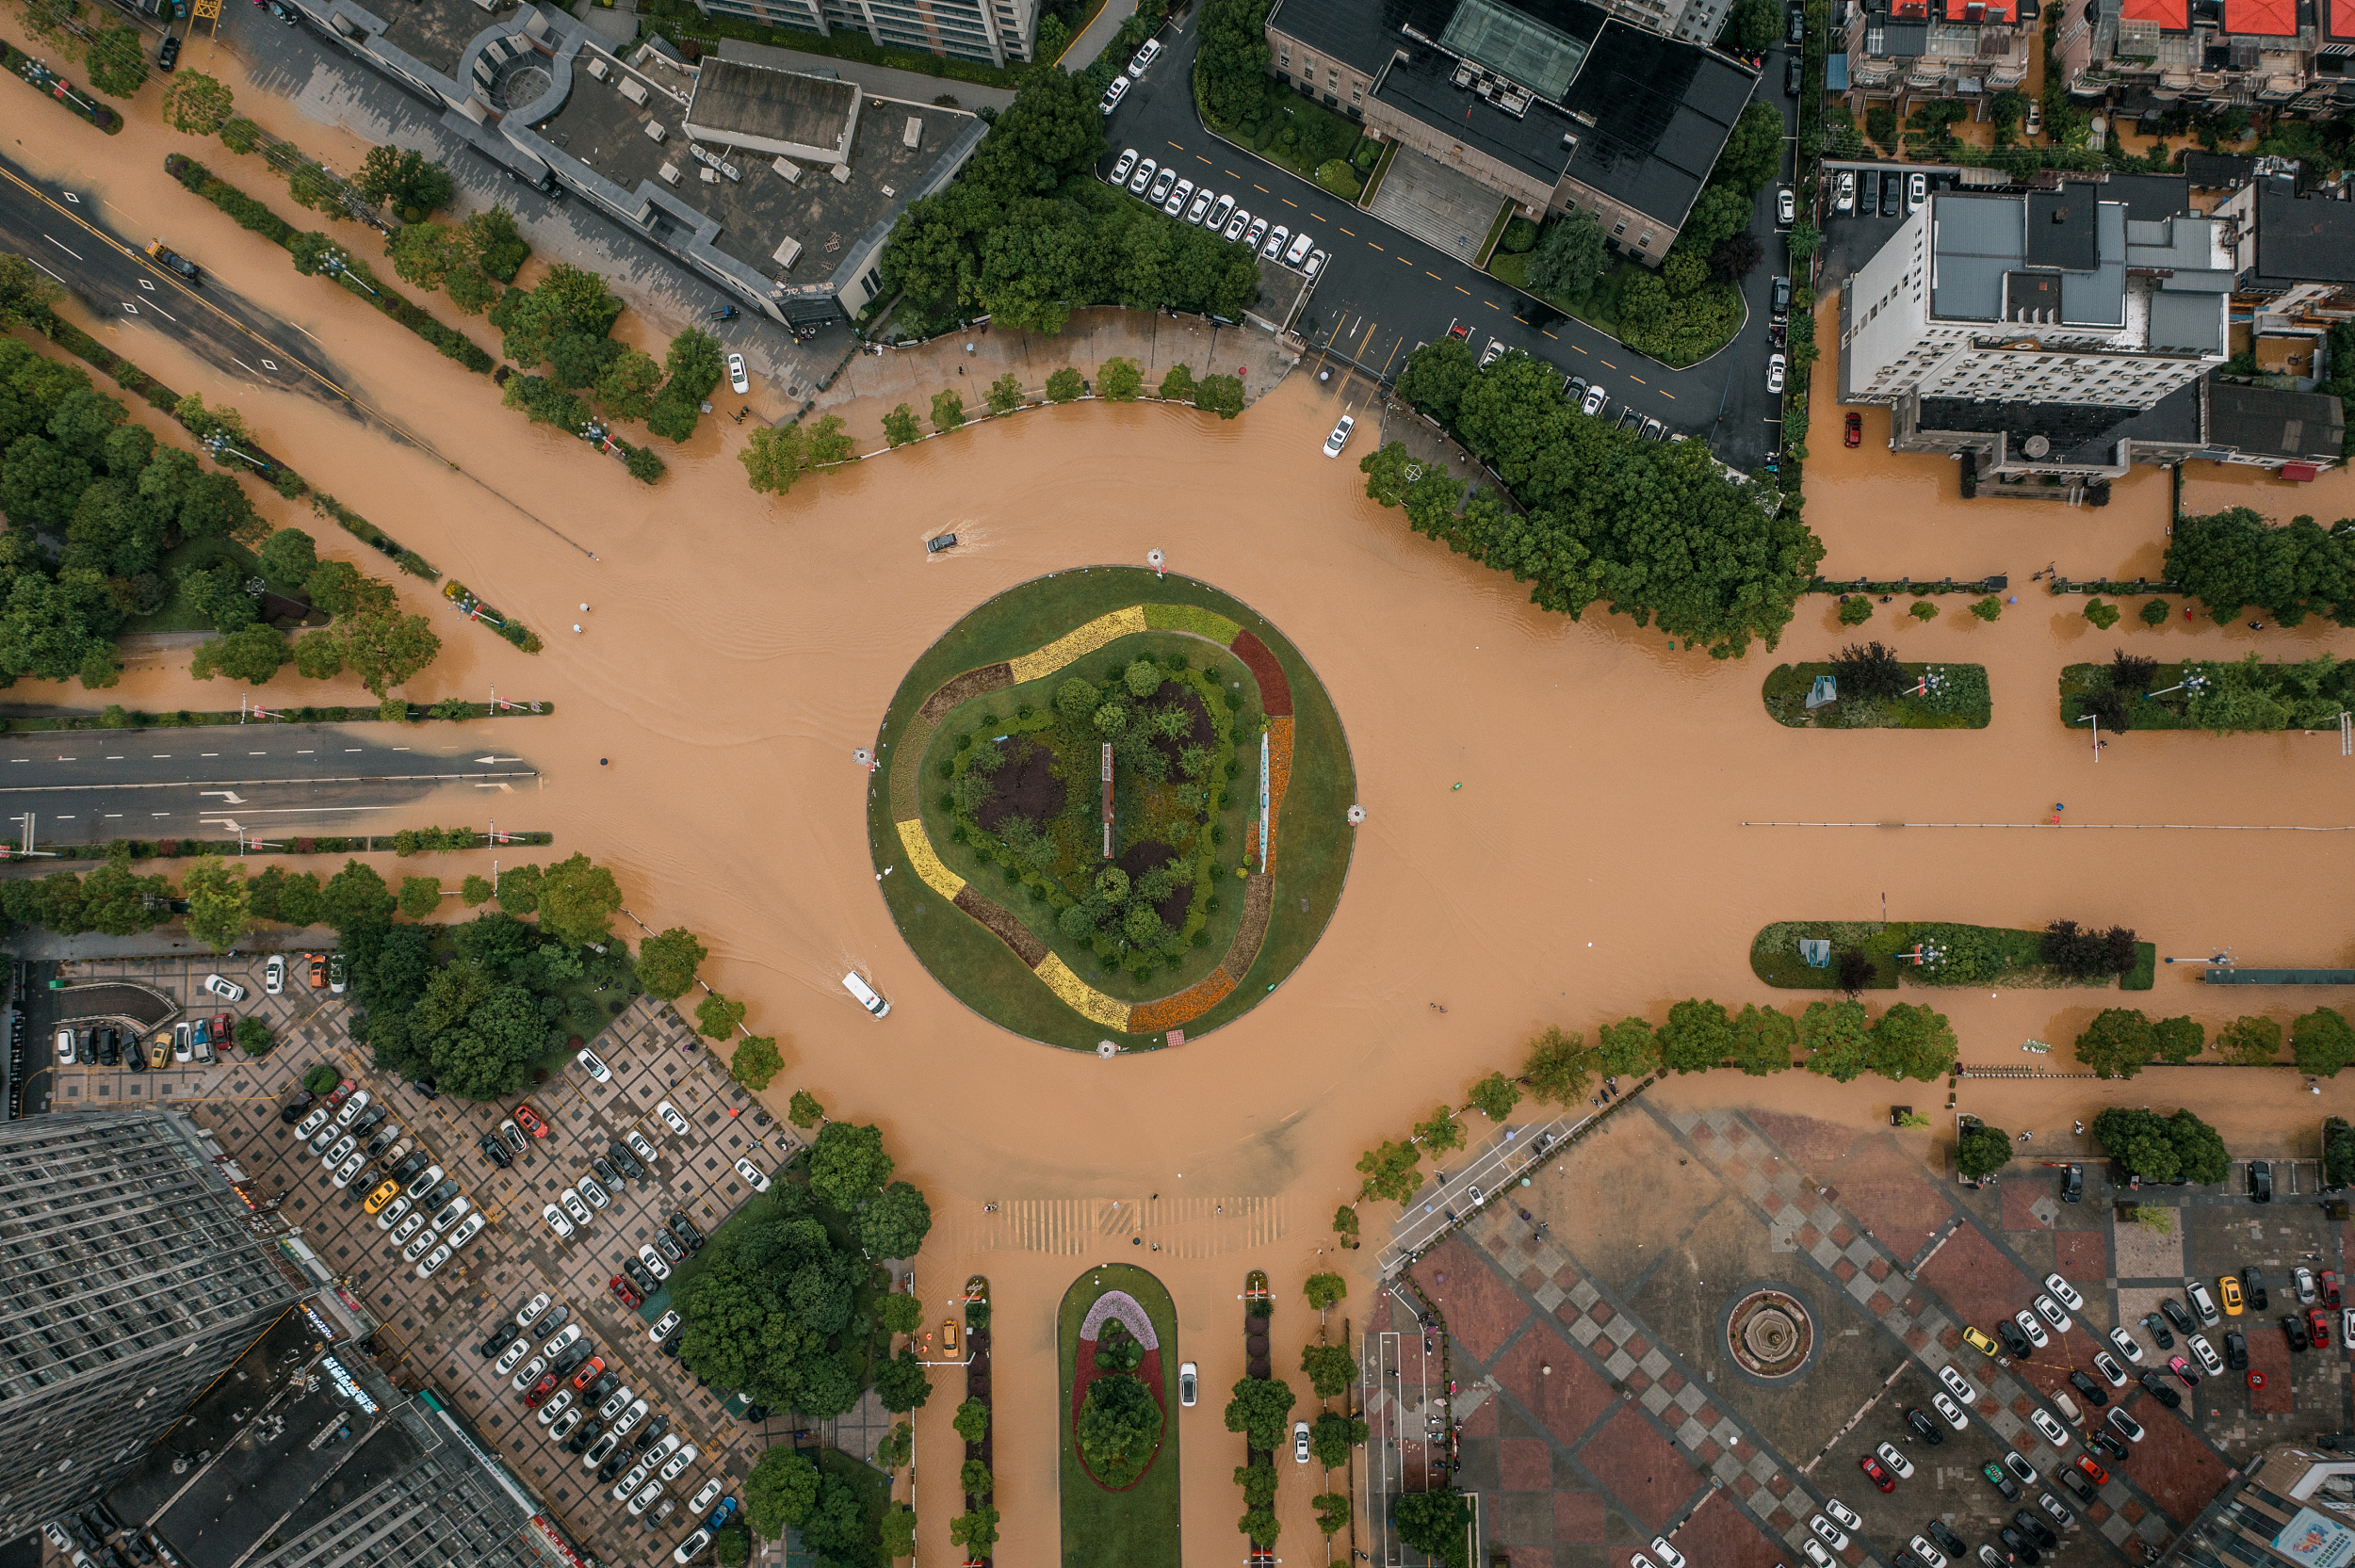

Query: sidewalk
[[804, 305, 1301, 448], [1058, 0, 1141, 70]]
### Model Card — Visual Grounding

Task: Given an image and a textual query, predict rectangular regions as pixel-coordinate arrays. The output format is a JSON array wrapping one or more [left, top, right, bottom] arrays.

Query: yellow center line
[[1658, 390, 1676, 400], [1544, 331, 1561, 340], [1339, 226, 1356, 236], [1400, 255, 1413, 265], [1282, 198, 1298, 207], [1630, 375, 1647, 385], [1255, 184, 1270, 193], [1197, 154, 1212, 165], [1454, 284, 1470, 295], [1226, 170, 1240, 179], [1485, 300, 1500, 309], [1600, 360, 1618, 368], [1430, 272, 1445, 281], [1167, 141, 1186, 151], [1368, 242, 1384, 251], [1310, 212, 1326, 221]]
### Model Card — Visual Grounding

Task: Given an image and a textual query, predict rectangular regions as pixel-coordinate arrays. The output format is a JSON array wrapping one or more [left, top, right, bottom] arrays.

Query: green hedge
[[1752, 919, 2154, 991], [165, 154, 493, 373]]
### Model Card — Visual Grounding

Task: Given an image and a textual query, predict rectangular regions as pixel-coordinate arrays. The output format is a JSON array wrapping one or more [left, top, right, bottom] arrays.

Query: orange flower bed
[[1262, 717, 1294, 875], [1129, 968, 1236, 1035]]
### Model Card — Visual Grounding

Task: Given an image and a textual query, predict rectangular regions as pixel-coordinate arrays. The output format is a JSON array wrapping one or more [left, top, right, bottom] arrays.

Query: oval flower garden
[[870, 571, 1355, 1049], [1057, 1264, 1181, 1565]]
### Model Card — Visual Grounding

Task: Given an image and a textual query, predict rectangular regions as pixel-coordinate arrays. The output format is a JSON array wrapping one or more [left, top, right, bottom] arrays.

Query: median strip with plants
[[1751, 918, 2154, 992], [1763, 644, 1990, 729], [2062, 649, 2352, 735]]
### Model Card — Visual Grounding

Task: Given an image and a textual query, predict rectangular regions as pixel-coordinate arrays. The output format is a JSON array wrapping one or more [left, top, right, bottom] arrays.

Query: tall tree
[[535, 852, 621, 944]]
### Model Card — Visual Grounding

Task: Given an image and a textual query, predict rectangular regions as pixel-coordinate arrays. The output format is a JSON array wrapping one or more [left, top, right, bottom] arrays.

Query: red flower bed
[[1228, 630, 1292, 718]]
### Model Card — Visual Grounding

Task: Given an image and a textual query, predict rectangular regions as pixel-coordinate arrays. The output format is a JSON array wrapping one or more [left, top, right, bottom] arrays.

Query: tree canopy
[[2074, 1008, 2156, 1079], [2091, 1107, 2231, 1185], [1957, 1123, 2012, 1180], [1223, 1375, 1297, 1453], [1367, 347, 1822, 657], [2166, 507, 2355, 627], [674, 1180, 872, 1418]]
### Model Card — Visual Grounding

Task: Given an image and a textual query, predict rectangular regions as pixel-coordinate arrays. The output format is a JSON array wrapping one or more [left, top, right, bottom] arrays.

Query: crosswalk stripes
[[964, 1196, 1290, 1256]]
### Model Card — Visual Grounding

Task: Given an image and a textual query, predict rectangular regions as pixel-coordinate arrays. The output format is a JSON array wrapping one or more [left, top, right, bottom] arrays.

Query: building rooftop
[[2223, 0, 2298, 31], [2120, 0, 2187, 26], [2027, 187, 2099, 269], [2208, 383, 2347, 461], [2330, 0, 2355, 43], [375, 0, 502, 76], [2253, 178, 2355, 283], [2184, 152, 2256, 186], [1372, 47, 1584, 186], [1930, 193, 2027, 320], [2096, 170, 2191, 221], [536, 46, 979, 283], [1919, 376, 2201, 461], [1558, 22, 1755, 229], [113, 1306, 388, 1568], [686, 57, 860, 163], [1266, 0, 1462, 71], [2147, 286, 2224, 350], [1440, 0, 1600, 97]]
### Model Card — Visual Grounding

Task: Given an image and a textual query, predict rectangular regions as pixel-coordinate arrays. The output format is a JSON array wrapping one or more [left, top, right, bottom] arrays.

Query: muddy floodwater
[[11, 96, 2355, 1561]]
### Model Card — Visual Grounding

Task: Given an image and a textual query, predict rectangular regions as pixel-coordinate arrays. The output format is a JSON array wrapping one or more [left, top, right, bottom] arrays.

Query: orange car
[[309, 952, 327, 988]]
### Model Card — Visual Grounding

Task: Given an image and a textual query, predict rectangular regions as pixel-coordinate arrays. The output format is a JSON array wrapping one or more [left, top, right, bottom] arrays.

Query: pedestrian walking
[[2073, 1120, 2084, 1135]]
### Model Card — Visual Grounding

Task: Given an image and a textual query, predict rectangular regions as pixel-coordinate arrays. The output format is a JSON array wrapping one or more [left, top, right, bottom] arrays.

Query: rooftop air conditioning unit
[[645, 120, 667, 142], [772, 155, 802, 182], [722, 163, 740, 181], [903, 117, 922, 148], [586, 57, 609, 81], [700, 167, 719, 183], [618, 75, 648, 105], [831, 162, 852, 183]]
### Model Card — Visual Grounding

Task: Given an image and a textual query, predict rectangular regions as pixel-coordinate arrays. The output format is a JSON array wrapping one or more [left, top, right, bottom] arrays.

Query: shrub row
[[3, 699, 551, 732], [165, 154, 494, 373], [20, 830, 553, 864]]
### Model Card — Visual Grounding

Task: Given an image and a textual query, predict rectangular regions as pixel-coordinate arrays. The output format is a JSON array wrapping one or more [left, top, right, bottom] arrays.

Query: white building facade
[[1843, 185, 2232, 409]]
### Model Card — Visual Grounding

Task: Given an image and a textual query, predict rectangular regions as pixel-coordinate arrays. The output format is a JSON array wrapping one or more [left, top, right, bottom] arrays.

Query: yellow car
[[2220, 1275, 2244, 1316], [1961, 1325, 2001, 1357], [364, 1180, 401, 1215]]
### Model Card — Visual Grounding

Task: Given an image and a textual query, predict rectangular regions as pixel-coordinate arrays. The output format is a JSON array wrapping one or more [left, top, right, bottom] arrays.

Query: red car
[[2075, 1453, 2109, 1486], [514, 1103, 547, 1139], [211, 1012, 232, 1042], [610, 1273, 643, 1309], [522, 1372, 560, 1407], [1859, 1454, 1894, 1493], [324, 1078, 355, 1108], [1447, 322, 1470, 342], [569, 1356, 607, 1392], [1844, 412, 1862, 447], [2323, 1270, 2343, 1309], [2311, 1308, 2333, 1350]]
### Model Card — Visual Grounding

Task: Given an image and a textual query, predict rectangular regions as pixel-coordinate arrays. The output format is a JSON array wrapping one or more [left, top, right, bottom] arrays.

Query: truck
[[145, 239, 202, 283]]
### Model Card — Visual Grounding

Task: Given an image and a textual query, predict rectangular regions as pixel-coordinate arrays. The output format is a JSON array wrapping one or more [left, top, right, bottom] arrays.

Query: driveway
[[1106, 16, 1790, 470]]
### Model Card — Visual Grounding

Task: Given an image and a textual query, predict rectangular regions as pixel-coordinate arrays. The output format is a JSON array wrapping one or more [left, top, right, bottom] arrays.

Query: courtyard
[[1368, 1091, 2352, 1566]]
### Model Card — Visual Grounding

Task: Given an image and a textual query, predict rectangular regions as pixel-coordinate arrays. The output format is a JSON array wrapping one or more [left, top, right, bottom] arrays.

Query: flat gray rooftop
[[377, 0, 500, 76], [688, 57, 857, 149], [540, 73, 976, 278], [1929, 193, 2023, 321]]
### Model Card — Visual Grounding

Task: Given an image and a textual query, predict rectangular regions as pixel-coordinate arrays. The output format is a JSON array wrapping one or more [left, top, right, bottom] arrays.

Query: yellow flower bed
[[896, 818, 966, 901], [1035, 953, 1133, 1028], [1142, 603, 1241, 643], [1009, 605, 1147, 683], [1263, 717, 1294, 876]]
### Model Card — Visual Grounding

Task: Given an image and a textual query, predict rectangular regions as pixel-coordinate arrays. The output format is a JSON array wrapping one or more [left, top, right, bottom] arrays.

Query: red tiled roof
[[2226, 0, 2297, 33], [2120, 0, 2186, 24], [2328, 0, 2355, 41]]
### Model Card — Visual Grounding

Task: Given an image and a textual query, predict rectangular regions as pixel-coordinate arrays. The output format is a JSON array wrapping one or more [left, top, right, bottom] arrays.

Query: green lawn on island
[[869, 569, 1356, 1051], [1058, 1263, 1180, 1568]]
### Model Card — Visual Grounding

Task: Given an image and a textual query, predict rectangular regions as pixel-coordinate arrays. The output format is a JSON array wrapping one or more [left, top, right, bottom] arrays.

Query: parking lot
[[40, 952, 811, 1565]]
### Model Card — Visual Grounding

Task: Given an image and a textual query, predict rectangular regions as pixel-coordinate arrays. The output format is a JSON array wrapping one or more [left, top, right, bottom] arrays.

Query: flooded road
[[9, 93, 2355, 1560]]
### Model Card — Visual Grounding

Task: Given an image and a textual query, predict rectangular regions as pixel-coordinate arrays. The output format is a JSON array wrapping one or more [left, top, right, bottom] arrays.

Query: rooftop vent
[[2051, 204, 2069, 221], [2023, 434, 2051, 456]]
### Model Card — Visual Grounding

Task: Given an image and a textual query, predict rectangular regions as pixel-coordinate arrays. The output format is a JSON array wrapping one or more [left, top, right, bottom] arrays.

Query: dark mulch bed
[[920, 661, 1015, 722], [953, 885, 1048, 966], [1230, 630, 1291, 717], [975, 736, 1065, 832], [1113, 839, 1191, 929]]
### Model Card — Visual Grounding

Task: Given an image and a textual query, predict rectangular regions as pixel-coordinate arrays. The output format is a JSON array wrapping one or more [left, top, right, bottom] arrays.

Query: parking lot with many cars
[[34, 953, 808, 1565]]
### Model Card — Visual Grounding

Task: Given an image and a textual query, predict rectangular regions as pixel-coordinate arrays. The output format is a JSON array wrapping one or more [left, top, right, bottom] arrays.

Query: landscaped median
[[1058, 1264, 1179, 1568], [2060, 651, 2355, 735], [871, 571, 1354, 1051], [1763, 656, 1990, 728], [1752, 919, 2156, 992]]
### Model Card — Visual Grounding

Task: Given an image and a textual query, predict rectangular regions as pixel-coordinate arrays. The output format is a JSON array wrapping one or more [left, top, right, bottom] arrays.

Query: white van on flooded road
[[843, 971, 890, 1018]]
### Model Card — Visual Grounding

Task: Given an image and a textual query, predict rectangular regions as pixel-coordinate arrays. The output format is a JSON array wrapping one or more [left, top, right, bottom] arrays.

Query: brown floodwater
[[12, 94, 2355, 1560]]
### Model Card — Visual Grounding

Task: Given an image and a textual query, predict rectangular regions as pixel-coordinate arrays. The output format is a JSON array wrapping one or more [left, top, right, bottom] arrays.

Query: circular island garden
[[869, 570, 1355, 1050]]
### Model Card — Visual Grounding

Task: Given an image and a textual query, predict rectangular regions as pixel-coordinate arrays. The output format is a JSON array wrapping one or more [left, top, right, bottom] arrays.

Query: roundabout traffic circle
[[869, 569, 1356, 1051]]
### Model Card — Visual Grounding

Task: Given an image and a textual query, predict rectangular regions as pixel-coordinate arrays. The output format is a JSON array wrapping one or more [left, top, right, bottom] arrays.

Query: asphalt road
[[0, 148, 440, 450], [1106, 17, 1797, 469], [0, 723, 539, 846]]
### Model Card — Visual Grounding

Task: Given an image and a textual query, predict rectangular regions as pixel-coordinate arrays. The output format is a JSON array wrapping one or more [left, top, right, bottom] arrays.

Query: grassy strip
[[869, 571, 1356, 1051], [1751, 920, 2156, 992], [163, 154, 494, 374], [1762, 661, 1990, 729], [1058, 1264, 1180, 1568], [6, 829, 554, 864], [3, 701, 552, 731], [0, 34, 122, 133], [1471, 198, 1514, 270], [35, 311, 547, 653]]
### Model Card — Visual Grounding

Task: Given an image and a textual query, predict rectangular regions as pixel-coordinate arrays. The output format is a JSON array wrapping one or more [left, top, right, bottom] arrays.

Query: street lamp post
[[2077, 712, 2100, 760]]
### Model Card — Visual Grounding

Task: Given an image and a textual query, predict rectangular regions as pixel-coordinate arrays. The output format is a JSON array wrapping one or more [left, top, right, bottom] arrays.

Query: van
[[842, 972, 890, 1019], [1285, 230, 1315, 267], [1127, 38, 1161, 77]]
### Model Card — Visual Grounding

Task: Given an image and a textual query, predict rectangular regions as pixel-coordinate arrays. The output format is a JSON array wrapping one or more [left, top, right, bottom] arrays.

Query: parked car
[[265, 955, 285, 994], [657, 1101, 690, 1137], [727, 354, 750, 396], [1581, 383, 1608, 416], [1778, 187, 1795, 224], [1111, 149, 1137, 184], [2224, 1329, 2249, 1371], [2068, 1369, 2109, 1408], [2036, 1294, 2072, 1333], [1163, 178, 1194, 218], [1905, 1408, 1943, 1445], [1766, 353, 1786, 394], [2187, 1283, 2218, 1326], [1261, 225, 1290, 262], [2137, 1370, 2183, 1408], [2221, 1275, 2245, 1316], [2092, 1350, 2128, 1386], [611, 1273, 643, 1309], [1185, 188, 1214, 225], [1907, 171, 1926, 211], [2250, 1160, 2274, 1202], [1099, 75, 1129, 114], [514, 1103, 547, 1138], [1129, 157, 1158, 196], [1836, 170, 1855, 212], [2243, 1268, 2271, 1312], [203, 973, 244, 1001], [1128, 37, 1161, 75], [1859, 1454, 1895, 1493], [1844, 412, 1861, 446], [1223, 207, 1251, 242], [1243, 217, 1269, 251], [735, 1156, 771, 1192], [479, 1134, 512, 1169], [157, 32, 181, 69]]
